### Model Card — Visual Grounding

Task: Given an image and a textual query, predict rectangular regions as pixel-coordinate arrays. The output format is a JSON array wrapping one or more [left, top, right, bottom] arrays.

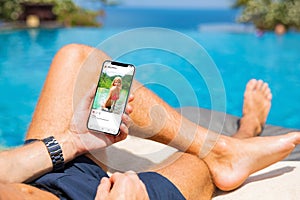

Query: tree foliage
[[99, 74, 133, 91], [0, 0, 101, 27], [233, 0, 300, 31]]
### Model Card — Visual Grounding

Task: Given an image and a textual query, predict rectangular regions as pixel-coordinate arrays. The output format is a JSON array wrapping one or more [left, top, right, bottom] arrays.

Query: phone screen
[[87, 60, 135, 135]]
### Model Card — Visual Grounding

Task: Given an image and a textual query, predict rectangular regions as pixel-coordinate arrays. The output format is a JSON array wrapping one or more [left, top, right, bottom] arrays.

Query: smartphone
[[87, 60, 135, 135]]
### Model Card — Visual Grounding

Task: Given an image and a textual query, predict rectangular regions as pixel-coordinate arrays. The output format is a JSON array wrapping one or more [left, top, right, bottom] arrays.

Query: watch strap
[[42, 136, 65, 172]]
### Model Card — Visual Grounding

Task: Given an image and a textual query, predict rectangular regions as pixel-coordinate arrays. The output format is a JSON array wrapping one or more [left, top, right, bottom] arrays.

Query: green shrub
[[233, 0, 300, 31], [0, 0, 101, 27]]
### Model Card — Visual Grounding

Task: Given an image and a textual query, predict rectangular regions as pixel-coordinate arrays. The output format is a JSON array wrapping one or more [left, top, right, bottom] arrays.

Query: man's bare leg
[[132, 84, 299, 193], [0, 182, 58, 200], [151, 152, 214, 200], [26, 44, 109, 139], [232, 79, 272, 138], [129, 75, 300, 191], [25, 44, 214, 198], [26, 44, 300, 193]]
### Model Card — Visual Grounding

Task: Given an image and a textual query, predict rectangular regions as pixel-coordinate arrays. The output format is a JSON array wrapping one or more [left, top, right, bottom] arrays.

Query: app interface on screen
[[88, 62, 134, 135]]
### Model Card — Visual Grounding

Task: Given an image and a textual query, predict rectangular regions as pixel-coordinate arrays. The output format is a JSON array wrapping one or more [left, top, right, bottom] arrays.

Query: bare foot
[[204, 132, 300, 191], [233, 79, 272, 138]]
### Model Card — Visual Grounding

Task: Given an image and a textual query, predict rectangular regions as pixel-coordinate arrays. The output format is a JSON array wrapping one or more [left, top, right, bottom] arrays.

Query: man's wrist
[[54, 131, 82, 163], [64, 130, 87, 158]]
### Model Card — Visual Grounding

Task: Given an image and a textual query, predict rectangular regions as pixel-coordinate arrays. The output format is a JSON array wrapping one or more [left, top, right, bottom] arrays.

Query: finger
[[103, 124, 128, 145], [120, 122, 129, 133], [95, 177, 111, 200], [124, 171, 147, 192], [124, 170, 137, 176], [121, 114, 132, 128], [77, 84, 97, 111], [71, 84, 97, 132], [128, 94, 134, 103], [125, 103, 133, 115], [124, 170, 141, 184], [110, 172, 123, 184], [87, 84, 97, 105], [115, 125, 128, 142]]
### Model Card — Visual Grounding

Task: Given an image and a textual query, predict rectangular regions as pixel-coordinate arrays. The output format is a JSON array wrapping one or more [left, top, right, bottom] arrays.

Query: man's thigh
[[0, 182, 58, 200]]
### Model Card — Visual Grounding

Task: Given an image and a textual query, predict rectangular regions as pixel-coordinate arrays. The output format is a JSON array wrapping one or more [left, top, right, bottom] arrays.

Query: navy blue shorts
[[30, 155, 185, 200]]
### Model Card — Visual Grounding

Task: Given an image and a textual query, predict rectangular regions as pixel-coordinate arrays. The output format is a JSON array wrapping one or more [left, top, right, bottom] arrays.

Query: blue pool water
[[101, 7, 240, 29], [0, 26, 300, 147]]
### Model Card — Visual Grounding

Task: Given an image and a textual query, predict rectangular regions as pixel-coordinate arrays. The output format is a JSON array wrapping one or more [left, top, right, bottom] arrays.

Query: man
[[0, 44, 299, 199]]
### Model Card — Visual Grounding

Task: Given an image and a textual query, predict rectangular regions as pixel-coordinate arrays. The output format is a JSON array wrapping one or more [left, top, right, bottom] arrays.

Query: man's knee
[[56, 44, 91, 61], [53, 44, 109, 71], [60, 43, 93, 53]]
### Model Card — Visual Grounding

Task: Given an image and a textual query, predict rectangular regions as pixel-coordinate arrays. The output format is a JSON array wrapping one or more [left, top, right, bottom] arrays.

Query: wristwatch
[[42, 136, 65, 171]]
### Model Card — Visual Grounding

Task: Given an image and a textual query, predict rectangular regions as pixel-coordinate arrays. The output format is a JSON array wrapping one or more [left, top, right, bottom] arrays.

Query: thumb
[[70, 84, 96, 133], [94, 177, 111, 200], [82, 84, 97, 110]]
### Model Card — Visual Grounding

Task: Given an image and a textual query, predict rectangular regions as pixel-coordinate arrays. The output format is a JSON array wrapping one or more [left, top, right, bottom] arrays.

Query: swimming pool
[[0, 27, 300, 147]]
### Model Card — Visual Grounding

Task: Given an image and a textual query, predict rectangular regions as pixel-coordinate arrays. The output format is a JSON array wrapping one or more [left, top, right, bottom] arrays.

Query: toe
[[261, 82, 269, 93], [246, 79, 257, 91], [267, 93, 272, 101], [256, 79, 263, 91], [264, 87, 271, 96]]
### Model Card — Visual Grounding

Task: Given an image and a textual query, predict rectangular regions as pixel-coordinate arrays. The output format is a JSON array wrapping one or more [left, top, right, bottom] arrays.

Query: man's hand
[[69, 84, 134, 155], [95, 171, 149, 200]]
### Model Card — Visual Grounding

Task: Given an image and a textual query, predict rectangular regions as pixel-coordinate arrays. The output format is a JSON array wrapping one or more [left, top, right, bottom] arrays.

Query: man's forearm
[[0, 132, 77, 183]]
